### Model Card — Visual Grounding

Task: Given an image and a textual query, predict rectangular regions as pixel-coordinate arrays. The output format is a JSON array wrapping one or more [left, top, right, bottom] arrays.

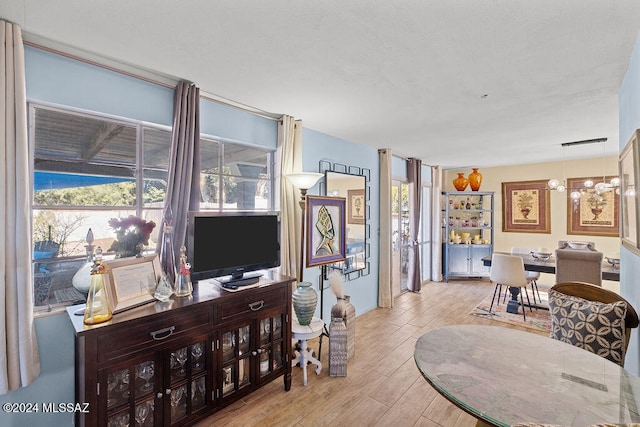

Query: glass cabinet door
[[220, 323, 252, 398], [257, 313, 285, 379], [166, 339, 209, 425], [102, 357, 159, 427]]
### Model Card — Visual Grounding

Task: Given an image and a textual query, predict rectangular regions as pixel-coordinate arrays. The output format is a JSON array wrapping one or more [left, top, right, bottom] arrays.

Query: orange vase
[[453, 173, 469, 191], [468, 168, 482, 191]]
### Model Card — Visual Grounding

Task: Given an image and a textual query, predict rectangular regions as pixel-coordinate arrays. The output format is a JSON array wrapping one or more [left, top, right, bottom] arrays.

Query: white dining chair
[[489, 253, 532, 321], [510, 247, 541, 304]]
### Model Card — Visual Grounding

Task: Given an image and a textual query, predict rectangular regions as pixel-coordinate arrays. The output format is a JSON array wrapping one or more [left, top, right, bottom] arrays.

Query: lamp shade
[[286, 172, 323, 190]]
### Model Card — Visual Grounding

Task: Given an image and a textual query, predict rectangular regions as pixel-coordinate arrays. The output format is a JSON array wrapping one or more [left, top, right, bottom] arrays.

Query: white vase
[[72, 261, 93, 294]]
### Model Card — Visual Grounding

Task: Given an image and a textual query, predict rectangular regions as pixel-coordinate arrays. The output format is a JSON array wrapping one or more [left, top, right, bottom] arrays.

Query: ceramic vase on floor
[[453, 173, 469, 191], [468, 168, 483, 191], [343, 296, 356, 360], [329, 303, 347, 377], [292, 282, 318, 326]]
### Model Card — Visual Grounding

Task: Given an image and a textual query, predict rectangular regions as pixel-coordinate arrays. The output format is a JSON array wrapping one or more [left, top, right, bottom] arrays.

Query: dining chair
[[489, 253, 532, 321], [549, 281, 639, 367], [554, 248, 603, 286], [510, 247, 542, 304]]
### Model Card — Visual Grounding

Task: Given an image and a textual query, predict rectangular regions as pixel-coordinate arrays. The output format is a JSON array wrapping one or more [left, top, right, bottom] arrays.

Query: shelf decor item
[[453, 173, 469, 191], [83, 247, 113, 325], [292, 281, 318, 326], [468, 168, 483, 191]]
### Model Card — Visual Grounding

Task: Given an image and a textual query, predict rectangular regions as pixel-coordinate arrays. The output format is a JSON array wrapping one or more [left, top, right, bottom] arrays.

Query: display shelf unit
[[442, 191, 494, 282], [67, 272, 293, 427]]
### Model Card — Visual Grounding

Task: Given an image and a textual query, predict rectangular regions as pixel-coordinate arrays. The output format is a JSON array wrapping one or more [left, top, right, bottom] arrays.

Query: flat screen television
[[187, 211, 281, 285]]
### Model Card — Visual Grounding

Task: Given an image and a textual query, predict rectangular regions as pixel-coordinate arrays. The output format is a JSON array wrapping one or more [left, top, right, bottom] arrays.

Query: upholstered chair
[[549, 281, 639, 367], [554, 248, 603, 286]]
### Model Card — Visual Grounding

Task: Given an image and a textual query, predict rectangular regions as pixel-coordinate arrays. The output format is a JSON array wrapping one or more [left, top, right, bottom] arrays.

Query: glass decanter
[[83, 247, 113, 325], [154, 205, 177, 301], [175, 245, 192, 297]]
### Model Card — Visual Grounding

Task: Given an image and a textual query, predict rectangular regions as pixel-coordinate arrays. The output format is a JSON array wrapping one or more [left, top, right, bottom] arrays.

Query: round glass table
[[414, 325, 640, 426]]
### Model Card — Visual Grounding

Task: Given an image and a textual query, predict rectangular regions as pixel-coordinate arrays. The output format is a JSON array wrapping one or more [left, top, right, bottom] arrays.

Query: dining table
[[414, 325, 640, 426], [482, 251, 620, 281]]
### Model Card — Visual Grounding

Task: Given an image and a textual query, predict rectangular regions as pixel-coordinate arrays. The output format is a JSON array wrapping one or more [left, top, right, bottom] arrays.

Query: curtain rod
[[23, 37, 280, 122], [389, 151, 436, 167]]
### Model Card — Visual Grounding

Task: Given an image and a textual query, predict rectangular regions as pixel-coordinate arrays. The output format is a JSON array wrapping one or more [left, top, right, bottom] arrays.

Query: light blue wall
[[301, 128, 380, 321], [619, 30, 640, 376]]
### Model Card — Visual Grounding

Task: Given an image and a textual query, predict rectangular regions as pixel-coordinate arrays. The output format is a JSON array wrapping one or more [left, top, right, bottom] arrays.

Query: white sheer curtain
[[276, 116, 303, 280], [378, 149, 393, 307], [0, 19, 41, 394], [431, 166, 443, 281]]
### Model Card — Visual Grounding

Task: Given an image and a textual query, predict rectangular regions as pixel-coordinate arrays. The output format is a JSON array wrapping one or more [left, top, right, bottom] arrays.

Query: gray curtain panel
[[407, 158, 422, 292], [161, 81, 200, 257]]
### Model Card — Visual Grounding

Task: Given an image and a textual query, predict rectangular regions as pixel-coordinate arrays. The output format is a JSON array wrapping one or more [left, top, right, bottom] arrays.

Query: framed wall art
[[620, 129, 640, 254], [347, 189, 366, 224], [306, 195, 346, 267], [104, 254, 161, 313], [502, 180, 551, 233], [566, 176, 619, 237]]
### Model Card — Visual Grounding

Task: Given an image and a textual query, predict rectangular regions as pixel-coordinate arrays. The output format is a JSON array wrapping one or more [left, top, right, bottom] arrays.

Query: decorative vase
[[155, 206, 177, 301], [83, 248, 112, 325], [468, 168, 483, 191], [343, 296, 356, 360], [72, 228, 95, 294], [329, 303, 347, 377], [452, 173, 469, 191], [292, 281, 318, 326]]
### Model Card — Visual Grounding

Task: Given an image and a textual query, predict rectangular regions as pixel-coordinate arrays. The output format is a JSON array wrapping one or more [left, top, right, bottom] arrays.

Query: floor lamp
[[285, 172, 323, 283]]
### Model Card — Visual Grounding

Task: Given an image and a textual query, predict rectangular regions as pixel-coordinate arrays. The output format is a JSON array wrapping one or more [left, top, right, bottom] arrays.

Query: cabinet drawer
[[97, 308, 210, 363], [218, 285, 287, 323]]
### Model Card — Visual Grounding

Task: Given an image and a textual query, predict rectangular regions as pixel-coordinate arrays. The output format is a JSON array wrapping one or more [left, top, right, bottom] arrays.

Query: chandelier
[[547, 138, 620, 202]]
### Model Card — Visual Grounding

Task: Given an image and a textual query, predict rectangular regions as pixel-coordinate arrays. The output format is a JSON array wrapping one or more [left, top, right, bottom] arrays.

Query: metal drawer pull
[[150, 326, 175, 340], [249, 300, 264, 311]]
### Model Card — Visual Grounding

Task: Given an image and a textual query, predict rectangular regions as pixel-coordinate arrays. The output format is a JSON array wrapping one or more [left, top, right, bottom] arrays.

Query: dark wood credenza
[[66, 273, 294, 426]]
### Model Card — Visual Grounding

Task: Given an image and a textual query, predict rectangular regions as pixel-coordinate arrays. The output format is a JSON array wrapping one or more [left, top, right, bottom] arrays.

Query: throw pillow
[[548, 289, 627, 366]]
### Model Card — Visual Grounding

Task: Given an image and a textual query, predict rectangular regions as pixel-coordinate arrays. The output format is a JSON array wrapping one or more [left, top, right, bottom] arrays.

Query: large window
[[30, 103, 275, 313], [199, 137, 273, 211]]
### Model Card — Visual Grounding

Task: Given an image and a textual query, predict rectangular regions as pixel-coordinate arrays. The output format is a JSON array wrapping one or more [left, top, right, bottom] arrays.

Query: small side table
[[291, 316, 324, 386]]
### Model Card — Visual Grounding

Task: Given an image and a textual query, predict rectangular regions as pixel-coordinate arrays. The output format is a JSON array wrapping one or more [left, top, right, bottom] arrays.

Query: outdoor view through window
[[31, 103, 273, 313]]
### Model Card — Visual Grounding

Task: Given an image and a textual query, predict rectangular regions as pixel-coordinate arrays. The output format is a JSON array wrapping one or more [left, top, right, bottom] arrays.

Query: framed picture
[[502, 180, 551, 233], [566, 176, 619, 237], [620, 130, 640, 254], [104, 254, 161, 314], [347, 189, 366, 224], [306, 195, 346, 267]]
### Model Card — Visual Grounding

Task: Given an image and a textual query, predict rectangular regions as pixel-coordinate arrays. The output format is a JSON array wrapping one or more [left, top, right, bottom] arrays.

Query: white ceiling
[[3, 1, 640, 168]]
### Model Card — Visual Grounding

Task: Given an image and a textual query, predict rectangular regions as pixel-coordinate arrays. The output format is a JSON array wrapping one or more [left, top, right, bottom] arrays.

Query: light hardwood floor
[[195, 279, 547, 427]]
